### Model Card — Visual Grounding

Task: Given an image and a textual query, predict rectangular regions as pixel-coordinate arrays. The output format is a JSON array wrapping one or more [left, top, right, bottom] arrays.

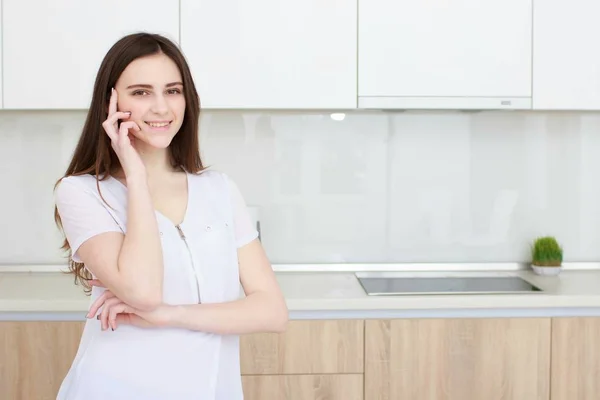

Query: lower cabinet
[[0, 321, 84, 400], [2, 317, 600, 400], [365, 318, 552, 400], [240, 319, 364, 374], [551, 317, 600, 400], [242, 374, 363, 400], [239, 319, 365, 400]]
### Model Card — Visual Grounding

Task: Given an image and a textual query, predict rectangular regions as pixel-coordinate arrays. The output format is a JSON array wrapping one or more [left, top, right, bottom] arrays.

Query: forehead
[[118, 53, 182, 86]]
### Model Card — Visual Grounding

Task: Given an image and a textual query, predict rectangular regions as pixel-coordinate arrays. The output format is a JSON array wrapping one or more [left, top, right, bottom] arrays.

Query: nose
[[150, 93, 169, 115]]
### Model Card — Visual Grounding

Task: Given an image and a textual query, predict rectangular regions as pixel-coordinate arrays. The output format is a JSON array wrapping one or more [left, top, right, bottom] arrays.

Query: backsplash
[[1, 110, 600, 266]]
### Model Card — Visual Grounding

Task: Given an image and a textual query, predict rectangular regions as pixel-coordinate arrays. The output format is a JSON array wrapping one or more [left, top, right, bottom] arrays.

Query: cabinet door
[[242, 374, 363, 400], [365, 318, 551, 400], [551, 318, 600, 400], [2, 0, 179, 109], [359, 0, 532, 109], [240, 320, 364, 374], [180, 0, 357, 109], [0, 3, 3, 109], [533, 1, 600, 110], [0, 322, 84, 400]]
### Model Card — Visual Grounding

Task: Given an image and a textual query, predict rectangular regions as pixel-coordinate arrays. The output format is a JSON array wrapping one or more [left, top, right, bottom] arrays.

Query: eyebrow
[[126, 82, 183, 89]]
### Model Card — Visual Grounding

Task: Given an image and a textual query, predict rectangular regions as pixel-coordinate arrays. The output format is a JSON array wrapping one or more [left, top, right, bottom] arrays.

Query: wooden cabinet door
[[240, 320, 364, 374], [242, 374, 363, 400], [365, 318, 551, 400], [0, 322, 84, 400], [551, 317, 600, 400]]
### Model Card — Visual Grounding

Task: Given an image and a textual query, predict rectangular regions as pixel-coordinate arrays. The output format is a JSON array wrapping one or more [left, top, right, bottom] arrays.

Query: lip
[[144, 120, 172, 131]]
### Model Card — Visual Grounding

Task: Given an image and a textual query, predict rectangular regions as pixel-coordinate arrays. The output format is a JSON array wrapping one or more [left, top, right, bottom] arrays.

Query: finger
[[108, 87, 118, 116], [116, 313, 151, 329], [104, 111, 131, 129], [109, 302, 128, 331], [115, 313, 137, 328], [87, 290, 115, 318], [101, 297, 120, 331], [119, 121, 141, 136], [101, 112, 130, 142], [118, 121, 141, 145], [89, 279, 105, 288], [128, 133, 137, 149], [100, 297, 121, 331], [115, 313, 128, 324]]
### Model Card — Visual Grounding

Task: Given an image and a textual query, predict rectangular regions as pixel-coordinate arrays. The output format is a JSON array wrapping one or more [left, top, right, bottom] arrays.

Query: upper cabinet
[[2, 1, 598, 112], [358, 0, 533, 110], [0, 3, 3, 109], [180, 0, 357, 110], [2, 0, 179, 110], [533, 1, 600, 110]]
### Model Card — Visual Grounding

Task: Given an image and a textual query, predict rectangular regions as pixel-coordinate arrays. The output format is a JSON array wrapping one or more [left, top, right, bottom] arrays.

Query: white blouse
[[54, 170, 258, 400]]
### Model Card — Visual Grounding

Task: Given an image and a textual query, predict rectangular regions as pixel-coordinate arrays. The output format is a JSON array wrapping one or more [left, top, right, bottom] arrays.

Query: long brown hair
[[54, 32, 205, 292]]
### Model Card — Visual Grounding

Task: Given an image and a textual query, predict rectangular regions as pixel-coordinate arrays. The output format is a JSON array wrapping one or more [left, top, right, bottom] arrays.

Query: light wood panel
[[0, 321, 84, 400], [240, 320, 364, 374], [242, 374, 363, 400], [365, 318, 551, 400], [551, 317, 600, 400]]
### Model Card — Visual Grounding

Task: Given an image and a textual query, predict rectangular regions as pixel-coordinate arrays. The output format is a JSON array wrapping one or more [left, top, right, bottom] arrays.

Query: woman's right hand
[[102, 87, 146, 179]]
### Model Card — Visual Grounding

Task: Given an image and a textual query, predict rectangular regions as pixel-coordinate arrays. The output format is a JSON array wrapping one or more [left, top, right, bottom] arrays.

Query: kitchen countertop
[[2, 265, 600, 320]]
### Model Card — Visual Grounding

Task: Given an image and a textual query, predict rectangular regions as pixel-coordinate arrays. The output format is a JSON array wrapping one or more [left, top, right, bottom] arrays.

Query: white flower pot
[[532, 265, 562, 276]]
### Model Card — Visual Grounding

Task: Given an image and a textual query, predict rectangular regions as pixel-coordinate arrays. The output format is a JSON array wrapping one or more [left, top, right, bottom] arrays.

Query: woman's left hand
[[86, 280, 172, 331]]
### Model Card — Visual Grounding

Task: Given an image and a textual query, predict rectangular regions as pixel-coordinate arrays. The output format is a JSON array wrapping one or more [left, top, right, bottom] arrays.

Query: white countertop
[[2, 267, 600, 320]]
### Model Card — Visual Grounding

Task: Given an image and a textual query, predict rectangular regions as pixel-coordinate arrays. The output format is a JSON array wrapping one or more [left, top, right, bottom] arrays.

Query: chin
[[145, 137, 175, 149], [137, 122, 182, 149]]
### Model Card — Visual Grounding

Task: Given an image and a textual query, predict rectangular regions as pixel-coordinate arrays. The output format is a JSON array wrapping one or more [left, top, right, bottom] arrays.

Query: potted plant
[[530, 236, 563, 276]]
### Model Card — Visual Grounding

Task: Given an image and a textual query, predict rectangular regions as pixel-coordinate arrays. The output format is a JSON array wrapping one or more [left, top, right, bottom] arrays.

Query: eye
[[167, 88, 182, 95], [132, 90, 150, 96]]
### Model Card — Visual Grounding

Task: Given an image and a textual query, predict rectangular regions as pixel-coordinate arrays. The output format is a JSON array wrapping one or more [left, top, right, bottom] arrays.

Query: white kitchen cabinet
[[358, 0, 532, 110], [2, 1, 179, 109], [533, 0, 600, 110], [180, 0, 357, 109], [0, 3, 3, 109]]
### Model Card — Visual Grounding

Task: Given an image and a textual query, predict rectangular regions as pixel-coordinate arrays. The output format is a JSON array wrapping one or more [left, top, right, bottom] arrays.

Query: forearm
[[117, 176, 163, 307], [165, 292, 288, 335]]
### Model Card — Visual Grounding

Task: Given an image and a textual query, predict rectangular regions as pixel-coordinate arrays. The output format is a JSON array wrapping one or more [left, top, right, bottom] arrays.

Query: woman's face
[[114, 53, 186, 150]]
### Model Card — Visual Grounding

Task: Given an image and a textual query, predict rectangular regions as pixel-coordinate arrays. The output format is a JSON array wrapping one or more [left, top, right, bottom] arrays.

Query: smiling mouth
[[145, 121, 172, 128]]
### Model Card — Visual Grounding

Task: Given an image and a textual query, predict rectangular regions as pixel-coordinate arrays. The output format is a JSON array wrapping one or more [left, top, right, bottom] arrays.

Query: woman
[[53, 32, 288, 400]]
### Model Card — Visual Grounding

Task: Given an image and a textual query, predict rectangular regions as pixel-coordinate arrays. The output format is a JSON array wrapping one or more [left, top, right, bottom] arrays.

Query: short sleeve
[[226, 176, 259, 248], [55, 177, 124, 262]]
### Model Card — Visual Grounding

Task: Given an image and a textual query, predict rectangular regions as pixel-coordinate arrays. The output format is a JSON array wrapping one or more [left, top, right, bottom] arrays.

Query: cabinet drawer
[[240, 320, 364, 374], [242, 374, 363, 400]]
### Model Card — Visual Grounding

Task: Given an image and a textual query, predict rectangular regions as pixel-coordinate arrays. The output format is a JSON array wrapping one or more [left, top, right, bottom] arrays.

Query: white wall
[[1, 110, 600, 266]]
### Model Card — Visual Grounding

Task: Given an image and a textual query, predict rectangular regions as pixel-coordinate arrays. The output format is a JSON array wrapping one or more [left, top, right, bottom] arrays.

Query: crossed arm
[[81, 236, 288, 335], [57, 174, 288, 334]]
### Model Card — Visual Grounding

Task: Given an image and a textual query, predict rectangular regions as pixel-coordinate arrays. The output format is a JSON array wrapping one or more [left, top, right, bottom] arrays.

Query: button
[[159, 232, 163, 236], [205, 225, 212, 231]]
